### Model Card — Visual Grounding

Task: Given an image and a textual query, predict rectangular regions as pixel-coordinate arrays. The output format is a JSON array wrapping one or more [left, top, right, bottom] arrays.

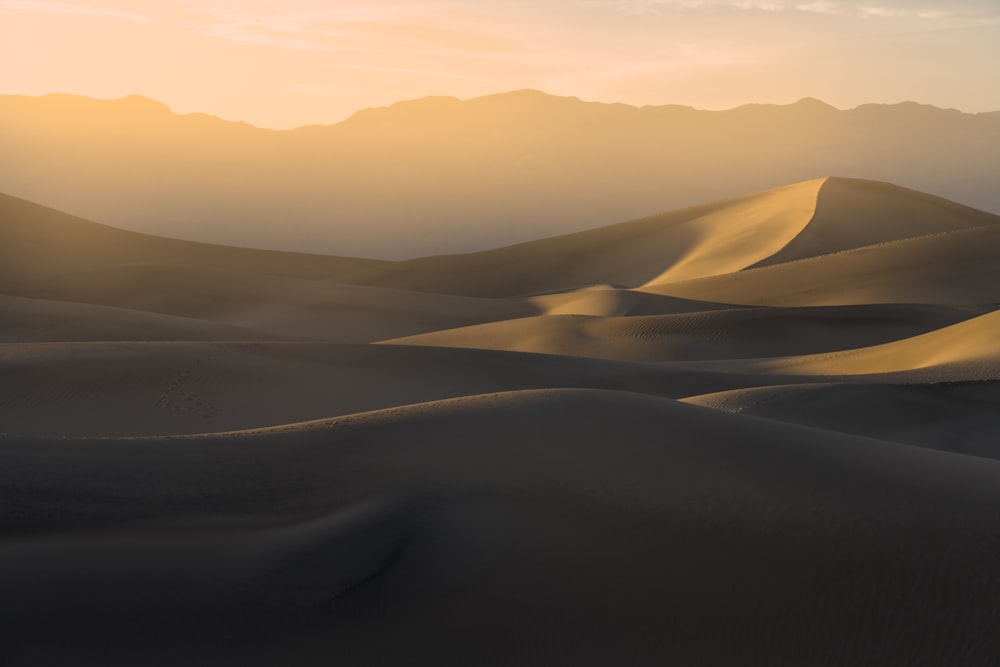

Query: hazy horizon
[[7, 88, 1000, 131], [3, 0, 999, 129], [5, 90, 1000, 259]]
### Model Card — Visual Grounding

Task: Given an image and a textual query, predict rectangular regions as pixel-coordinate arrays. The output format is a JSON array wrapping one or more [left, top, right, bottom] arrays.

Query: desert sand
[[3, 177, 1000, 665]]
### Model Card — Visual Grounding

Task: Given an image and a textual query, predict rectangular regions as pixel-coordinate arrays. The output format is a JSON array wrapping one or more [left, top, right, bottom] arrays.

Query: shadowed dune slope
[[0, 294, 278, 342], [0, 194, 536, 341], [711, 309, 1000, 378], [10, 263, 535, 342], [0, 193, 389, 286], [748, 177, 1000, 269], [4, 390, 1000, 665], [0, 341, 807, 437], [648, 224, 1000, 306], [683, 382, 1000, 458], [383, 304, 984, 362]]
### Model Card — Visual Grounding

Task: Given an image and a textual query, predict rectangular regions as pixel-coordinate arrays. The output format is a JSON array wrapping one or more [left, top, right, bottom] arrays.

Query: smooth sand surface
[[686, 309, 1000, 379], [749, 177, 1000, 268], [12, 263, 536, 342], [384, 303, 985, 362], [0, 294, 278, 342], [4, 179, 1000, 665], [340, 179, 826, 296], [682, 382, 1000, 457], [646, 224, 1000, 305], [5, 390, 1000, 665], [341, 177, 1000, 298], [0, 192, 388, 284], [1, 195, 536, 342], [527, 285, 734, 317], [0, 340, 814, 437]]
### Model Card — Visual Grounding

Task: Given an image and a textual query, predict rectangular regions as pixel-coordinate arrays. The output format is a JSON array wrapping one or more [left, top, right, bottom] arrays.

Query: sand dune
[[629, 178, 821, 284], [648, 224, 1000, 306], [0, 193, 387, 287], [683, 382, 1000, 457], [0, 294, 276, 342], [5, 178, 1000, 665], [5, 390, 1000, 664], [1, 194, 539, 341], [642, 176, 1000, 285], [11, 262, 535, 342], [0, 341, 798, 437], [696, 309, 1000, 380], [528, 285, 731, 317], [385, 303, 984, 362], [749, 177, 1000, 268], [342, 180, 825, 296], [344, 177, 1000, 297]]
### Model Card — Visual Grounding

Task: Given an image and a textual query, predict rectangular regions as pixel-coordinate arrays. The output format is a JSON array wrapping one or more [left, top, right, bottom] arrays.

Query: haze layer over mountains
[[4, 173, 1000, 663], [3, 90, 1000, 258]]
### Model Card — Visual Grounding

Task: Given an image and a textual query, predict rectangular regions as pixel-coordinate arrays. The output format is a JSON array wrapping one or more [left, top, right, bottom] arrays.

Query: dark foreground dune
[[3, 178, 1000, 665], [6, 390, 1000, 666]]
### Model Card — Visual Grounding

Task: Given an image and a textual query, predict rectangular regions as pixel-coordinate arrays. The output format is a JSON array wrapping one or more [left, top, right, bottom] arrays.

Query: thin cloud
[[587, 0, 994, 19], [327, 63, 512, 84], [177, 3, 524, 57], [795, 1, 840, 14], [0, 0, 155, 22]]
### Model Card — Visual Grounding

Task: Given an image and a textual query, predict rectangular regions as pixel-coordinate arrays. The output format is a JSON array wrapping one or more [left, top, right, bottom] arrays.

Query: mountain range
[[3, 90, 999, 258]]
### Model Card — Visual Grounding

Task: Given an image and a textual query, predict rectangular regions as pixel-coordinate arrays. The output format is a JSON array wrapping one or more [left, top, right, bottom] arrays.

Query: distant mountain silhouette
[[2, 90, 998, 258]]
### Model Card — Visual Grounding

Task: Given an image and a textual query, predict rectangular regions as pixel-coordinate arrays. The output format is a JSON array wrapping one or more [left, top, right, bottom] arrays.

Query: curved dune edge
[[0, 192, 389, 286], [747, 176, 1000, 270], [680, 382, 837, 413], [681, 381, 1000, 457], [336, 176, 1000, 298], [635, 178, 824, 285], [4, 340, 808, 437], [381, 303, 983, 362], [337, 179, 826, 296], [8, 262, 536, 343], [719, 308, 1000, 377], [645, 223, 1000, 306], [0, 293, 281, 343], [636, 175, 996, 285], [527, 285, 732, 317]]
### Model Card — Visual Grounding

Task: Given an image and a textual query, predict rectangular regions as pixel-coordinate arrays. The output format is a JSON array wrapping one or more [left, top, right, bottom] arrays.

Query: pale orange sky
[[2, 0, 999, 129]]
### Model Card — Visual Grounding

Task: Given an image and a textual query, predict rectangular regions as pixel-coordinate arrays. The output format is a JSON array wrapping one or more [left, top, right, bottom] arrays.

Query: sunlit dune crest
[[340, 176, 1000, 297]]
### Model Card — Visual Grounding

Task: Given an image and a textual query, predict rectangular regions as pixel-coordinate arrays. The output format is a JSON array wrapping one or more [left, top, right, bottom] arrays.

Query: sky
[[2, 0, 999, 129]]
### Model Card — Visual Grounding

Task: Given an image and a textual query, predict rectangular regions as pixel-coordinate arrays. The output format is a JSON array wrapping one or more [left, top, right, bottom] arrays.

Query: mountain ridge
[[9, 91, 994, 131], [3, 91, 999, 258]]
